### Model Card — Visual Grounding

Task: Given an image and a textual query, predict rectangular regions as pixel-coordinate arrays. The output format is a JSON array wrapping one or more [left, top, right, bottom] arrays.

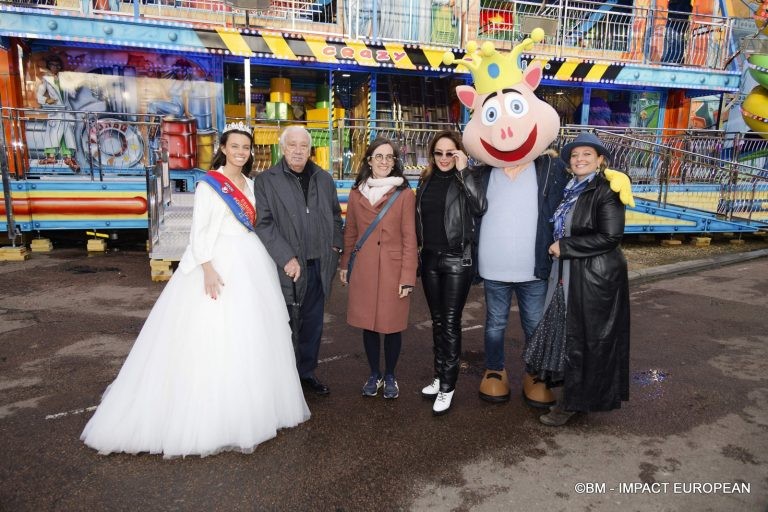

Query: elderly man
[[253, 126, 343, 395]]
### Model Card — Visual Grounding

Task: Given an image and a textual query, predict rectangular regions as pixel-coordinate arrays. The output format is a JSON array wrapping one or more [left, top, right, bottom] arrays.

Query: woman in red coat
[[339, 138, 418, 399]]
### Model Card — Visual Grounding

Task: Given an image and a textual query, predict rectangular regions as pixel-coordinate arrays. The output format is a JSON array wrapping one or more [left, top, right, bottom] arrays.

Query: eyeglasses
[[433, 151, 456, 158], [370, 154, 395, 162]]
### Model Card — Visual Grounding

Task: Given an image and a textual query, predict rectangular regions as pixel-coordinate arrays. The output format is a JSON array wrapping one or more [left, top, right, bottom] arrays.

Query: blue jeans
[[483, 278, 548, 371]]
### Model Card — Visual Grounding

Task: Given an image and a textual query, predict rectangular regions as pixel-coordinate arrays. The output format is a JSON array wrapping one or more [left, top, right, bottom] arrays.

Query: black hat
[[560, 132, 611, 164]]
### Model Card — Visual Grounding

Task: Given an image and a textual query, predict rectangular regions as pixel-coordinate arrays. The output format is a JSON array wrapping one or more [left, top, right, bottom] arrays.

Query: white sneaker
[[421, 378, 440, 398], [432, 390, 454, 415]]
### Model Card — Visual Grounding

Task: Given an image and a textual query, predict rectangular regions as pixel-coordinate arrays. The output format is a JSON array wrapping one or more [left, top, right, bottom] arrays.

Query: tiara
[[223, 121, 250, 134]]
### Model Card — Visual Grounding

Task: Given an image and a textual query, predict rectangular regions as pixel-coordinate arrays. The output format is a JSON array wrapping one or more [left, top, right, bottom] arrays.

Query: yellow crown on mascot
[[443, 28, 545, 95]]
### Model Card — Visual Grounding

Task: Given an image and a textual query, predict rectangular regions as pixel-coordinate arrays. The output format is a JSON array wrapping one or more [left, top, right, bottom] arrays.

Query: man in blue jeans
[[475, 151, 568, 406]]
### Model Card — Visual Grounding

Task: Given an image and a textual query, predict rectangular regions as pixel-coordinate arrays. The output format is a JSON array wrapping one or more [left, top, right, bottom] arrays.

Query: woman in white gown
[[81, 124, 310, 458]]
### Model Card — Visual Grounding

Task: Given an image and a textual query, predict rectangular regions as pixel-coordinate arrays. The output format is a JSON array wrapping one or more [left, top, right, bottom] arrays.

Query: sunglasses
[[433, 151, 456, 158]]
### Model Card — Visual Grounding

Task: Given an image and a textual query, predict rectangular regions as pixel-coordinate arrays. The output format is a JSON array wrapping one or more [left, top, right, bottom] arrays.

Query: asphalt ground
[[0, 247, 767, 511]]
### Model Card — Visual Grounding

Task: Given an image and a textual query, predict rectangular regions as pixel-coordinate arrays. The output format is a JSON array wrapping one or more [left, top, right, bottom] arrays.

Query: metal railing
[[344, 0, 461, 45], [4, 0, 462, 46], [227, 117, 458, 179], [126, 0, 339, 29], [4, 104, 767, 232], [476, 0, 732, 69], [560, 127, 768, 227], [1, 107, 162, 180], [1, 106, 170, 246]]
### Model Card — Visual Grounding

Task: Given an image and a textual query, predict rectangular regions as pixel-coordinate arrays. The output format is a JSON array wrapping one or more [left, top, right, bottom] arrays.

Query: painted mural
[[23, 48, 221, 174]]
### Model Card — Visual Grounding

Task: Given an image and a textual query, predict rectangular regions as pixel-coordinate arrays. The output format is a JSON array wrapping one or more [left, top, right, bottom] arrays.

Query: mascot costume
[[444, 29, 634, 406]]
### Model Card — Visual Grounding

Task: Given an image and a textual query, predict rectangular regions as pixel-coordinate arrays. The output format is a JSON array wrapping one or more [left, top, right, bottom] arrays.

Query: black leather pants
[[420, 248, 474, 392]]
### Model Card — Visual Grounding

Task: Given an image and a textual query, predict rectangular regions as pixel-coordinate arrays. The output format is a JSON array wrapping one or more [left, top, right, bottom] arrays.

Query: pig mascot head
[[443, 29, 559, 168]]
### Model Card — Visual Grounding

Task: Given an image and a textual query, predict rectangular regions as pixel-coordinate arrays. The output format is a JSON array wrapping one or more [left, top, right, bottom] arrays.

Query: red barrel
[[161, 118, 197, 170]]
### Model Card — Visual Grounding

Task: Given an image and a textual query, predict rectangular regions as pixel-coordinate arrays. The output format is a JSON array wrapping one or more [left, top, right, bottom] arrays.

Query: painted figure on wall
[[148, 59, 193, 120], [35, 55, 80, 172]]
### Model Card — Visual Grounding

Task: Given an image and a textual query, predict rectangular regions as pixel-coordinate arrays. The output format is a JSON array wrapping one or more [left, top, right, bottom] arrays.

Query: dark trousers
[[362, 330, 402, 377], [297, 260, 325, 379], [420, 248, 474, 392]]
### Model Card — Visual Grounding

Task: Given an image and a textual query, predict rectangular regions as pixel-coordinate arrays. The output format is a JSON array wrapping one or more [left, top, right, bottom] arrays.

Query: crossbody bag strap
[[353, 189, 403, 253]]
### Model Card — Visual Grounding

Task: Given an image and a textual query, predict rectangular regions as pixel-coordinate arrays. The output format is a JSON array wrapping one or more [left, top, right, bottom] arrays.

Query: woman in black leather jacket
[[537, 132, 631, 426], [415, 130, 487, 415]]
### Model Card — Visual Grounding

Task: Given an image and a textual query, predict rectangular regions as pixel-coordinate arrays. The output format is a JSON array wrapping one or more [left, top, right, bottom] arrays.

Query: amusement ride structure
[[0, 0, 767, 275]]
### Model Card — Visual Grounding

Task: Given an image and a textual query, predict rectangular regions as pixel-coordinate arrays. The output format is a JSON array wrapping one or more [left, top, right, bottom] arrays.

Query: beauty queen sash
[[199, 171, 256, 232]]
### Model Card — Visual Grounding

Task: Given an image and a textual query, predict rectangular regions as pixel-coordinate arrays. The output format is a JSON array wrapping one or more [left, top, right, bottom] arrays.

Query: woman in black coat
[[540, 132, 631, 426], [416, 130, 487, 415]]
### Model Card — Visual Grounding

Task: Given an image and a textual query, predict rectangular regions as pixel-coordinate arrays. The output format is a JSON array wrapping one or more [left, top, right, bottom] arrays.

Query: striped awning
[[204, 28, 450, 71]]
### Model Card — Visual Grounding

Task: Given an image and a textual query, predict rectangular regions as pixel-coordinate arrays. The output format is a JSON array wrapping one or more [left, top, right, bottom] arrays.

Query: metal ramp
[[627, 197, 767, 234], [149, 191, 195, 261], [145, 160, 204, 279], [562, 127, 768, 234]]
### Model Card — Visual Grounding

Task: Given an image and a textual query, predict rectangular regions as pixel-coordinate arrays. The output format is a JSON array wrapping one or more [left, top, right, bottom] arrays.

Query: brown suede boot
[[539, 405, 577, 426], [539, 387, 578, 426]]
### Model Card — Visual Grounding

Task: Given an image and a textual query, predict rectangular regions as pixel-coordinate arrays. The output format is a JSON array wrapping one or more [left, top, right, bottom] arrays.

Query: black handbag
[[347, 189, 402, 283]]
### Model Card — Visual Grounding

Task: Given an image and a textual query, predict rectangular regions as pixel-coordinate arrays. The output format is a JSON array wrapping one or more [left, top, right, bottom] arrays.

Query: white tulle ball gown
[[81, 174, 310, 458]]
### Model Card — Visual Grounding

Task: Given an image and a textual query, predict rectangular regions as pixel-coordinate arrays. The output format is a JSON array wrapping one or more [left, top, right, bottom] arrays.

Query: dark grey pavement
[[0, 248, 766, 511]]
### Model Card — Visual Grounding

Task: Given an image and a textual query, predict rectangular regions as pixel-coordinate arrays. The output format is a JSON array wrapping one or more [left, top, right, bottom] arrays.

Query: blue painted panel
[[20, 180, 147, 192], [2, 220, 148, 231], [614, 65, 739, 92], [0, 10, 209, 52]]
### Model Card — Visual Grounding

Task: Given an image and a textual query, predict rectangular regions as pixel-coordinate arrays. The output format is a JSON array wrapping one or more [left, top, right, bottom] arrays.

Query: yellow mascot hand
[[603, 168, 635, 208]]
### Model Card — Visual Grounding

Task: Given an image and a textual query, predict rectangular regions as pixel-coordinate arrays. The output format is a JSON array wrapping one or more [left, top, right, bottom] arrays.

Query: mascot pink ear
[[456, 85, 478, 109], [523, 63, 543, 90]]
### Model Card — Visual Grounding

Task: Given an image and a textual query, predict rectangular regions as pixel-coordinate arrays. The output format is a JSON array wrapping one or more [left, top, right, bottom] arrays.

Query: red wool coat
[[340, 187, 418, 334]]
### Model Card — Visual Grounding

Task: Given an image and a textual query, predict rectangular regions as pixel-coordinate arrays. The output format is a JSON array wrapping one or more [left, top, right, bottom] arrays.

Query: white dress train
[[81, 172, 309, 458]]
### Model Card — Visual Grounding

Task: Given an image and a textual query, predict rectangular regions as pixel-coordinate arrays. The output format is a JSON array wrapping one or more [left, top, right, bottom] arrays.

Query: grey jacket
[[253, 158, 344, 304]]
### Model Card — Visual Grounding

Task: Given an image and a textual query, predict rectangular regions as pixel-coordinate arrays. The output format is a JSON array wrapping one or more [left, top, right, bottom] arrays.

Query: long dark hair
[[209, 129, 254, 176], [421, 130, 464, 180], [352, 137, 408, 190]]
